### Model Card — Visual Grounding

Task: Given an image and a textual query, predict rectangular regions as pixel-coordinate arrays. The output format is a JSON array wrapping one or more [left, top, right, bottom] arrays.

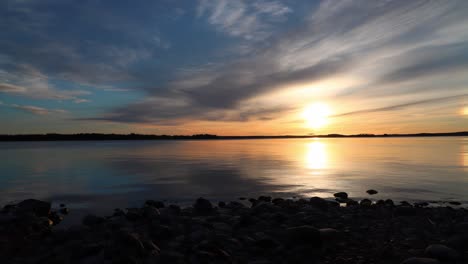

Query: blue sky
[[0, 0, 467, 135]]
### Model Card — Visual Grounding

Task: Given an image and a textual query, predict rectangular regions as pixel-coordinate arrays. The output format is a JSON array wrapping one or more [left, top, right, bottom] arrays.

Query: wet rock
[[346, 199, 359, 206], [143, 206, 160, 219], [384, 199, 394, 206], [448, 201, 461, 206], [125, 208, 142, 221], [424, 244, 459, 261], [366, 189, 378, 195], [194, 197, 213, 214], [319, 228, 340, 245], [258, 196, 272, 203], [17, 199, 51, 217], [286, 225, 321, 248], [272, 198, 285, 205], [59, 208, 69, 215], [145, 200, 165, 208], [400, 201, 411, 206], [360, 199, 372, 207], [218, 201, 226, 207], [49, 211, 63, 225], [401, 257, 440, 264], [333, 192, 348, 199]]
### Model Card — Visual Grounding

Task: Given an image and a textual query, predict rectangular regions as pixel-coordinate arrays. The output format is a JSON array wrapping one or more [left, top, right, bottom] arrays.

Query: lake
[[1, 137, 467, 220]]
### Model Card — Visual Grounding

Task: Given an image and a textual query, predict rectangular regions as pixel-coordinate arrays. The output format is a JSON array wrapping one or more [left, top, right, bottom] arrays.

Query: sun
[[303, 102, 331, 129]]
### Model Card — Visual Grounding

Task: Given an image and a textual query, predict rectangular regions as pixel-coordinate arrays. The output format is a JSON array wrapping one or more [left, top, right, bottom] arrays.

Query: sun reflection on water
[[305, 140, 327, 170]]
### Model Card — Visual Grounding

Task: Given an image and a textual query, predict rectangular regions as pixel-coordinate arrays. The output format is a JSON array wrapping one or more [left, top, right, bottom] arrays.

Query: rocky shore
[[1, 193, 467, 264]]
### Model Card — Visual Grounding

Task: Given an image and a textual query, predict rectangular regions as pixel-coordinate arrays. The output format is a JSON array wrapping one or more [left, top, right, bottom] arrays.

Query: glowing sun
[[303, 103, 331, 129]]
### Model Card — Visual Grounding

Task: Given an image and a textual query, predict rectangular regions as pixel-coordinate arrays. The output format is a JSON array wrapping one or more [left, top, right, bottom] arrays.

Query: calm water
[[1, 137, 467, 219]]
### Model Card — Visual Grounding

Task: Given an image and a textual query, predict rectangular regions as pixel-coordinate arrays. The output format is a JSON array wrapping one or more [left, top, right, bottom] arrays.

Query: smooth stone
[[194, 197, 213, 214], [258, 196, 272, 202], [17, 199, 51, 217], [384, 199, 394, 206], [333, 192, 348, 199], [309, 197, 328, 210], [366, 189, 378, 195], [424, 244, 459, 261], [401, 257, 440, 264], [319, 228, 340, 245], [145, 200, 165, 208], [286, 225, 321, 247], [143, 206, 160, 218], [360, 199, 372, 207]]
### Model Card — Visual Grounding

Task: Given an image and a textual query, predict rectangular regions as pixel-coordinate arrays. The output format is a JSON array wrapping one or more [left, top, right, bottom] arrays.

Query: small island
[[0, 131, 467, 141]]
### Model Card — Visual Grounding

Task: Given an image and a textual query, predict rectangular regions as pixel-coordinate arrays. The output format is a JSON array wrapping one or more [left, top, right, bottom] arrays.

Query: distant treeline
[[0, 132, 467, 141]]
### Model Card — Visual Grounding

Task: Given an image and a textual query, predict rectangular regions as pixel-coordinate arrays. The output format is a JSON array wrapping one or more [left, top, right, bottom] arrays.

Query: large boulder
[[16, 199, 51, 217]]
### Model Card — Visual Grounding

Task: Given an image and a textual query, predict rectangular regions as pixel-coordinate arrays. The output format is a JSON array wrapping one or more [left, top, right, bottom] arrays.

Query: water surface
[[1, 137, 467, 219]]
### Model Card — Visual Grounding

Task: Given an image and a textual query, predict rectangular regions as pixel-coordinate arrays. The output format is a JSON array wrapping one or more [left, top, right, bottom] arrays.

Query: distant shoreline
[[0, 131, 466, 141]]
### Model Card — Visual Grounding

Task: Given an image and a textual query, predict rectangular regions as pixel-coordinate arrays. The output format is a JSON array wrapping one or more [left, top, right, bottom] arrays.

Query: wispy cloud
[[334, 94, 467, 117], [197, 0, 291, 40], [1, 103, 68, 116]]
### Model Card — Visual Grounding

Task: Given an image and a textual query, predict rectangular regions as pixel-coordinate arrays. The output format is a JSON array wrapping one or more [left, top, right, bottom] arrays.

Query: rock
[[194, 197, 213, 214], [143, 206, 160, 219], [448, 201, 461, 205], [366, 189, 378, 195], [286, 225, 321, 247], [59, 203, 65, 207], [59, 208, 69, 215], [424, 244, 459, 261], [239, 197, 246, 200], [346, 199, 359, 206], [125, 208, 142, 221], [145, 200, 165, 208], [333, 192, 348, 199], [400, 201, 411, 206], [360, 199, 372, 207], [218, 201, 226, 207], [395, 206, 416, 216], [49, 211, 63, 225], [309, 197, 328, 210], [114, 231, 145, 256], [258, 196, 272, 202], [272, 198, 284, 205], [401, 257, 440, 264], [319, 228, 340, 245], [82, 214, 104, 226], [17, 199, 51, 217], [384, 199, 394, 207]]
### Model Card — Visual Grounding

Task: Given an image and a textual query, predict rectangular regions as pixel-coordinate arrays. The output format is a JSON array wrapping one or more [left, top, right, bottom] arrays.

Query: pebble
[[424, 244, 459, 261], [333, 192, 348, 199]]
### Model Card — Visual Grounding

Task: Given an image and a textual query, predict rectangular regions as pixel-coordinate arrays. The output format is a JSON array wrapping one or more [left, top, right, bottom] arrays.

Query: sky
[[0, 0, 467, 135]]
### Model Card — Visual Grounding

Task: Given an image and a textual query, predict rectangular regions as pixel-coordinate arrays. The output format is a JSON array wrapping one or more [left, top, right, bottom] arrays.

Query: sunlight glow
[[303, 103, 331, 129], [305, 141, 327, 170]]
